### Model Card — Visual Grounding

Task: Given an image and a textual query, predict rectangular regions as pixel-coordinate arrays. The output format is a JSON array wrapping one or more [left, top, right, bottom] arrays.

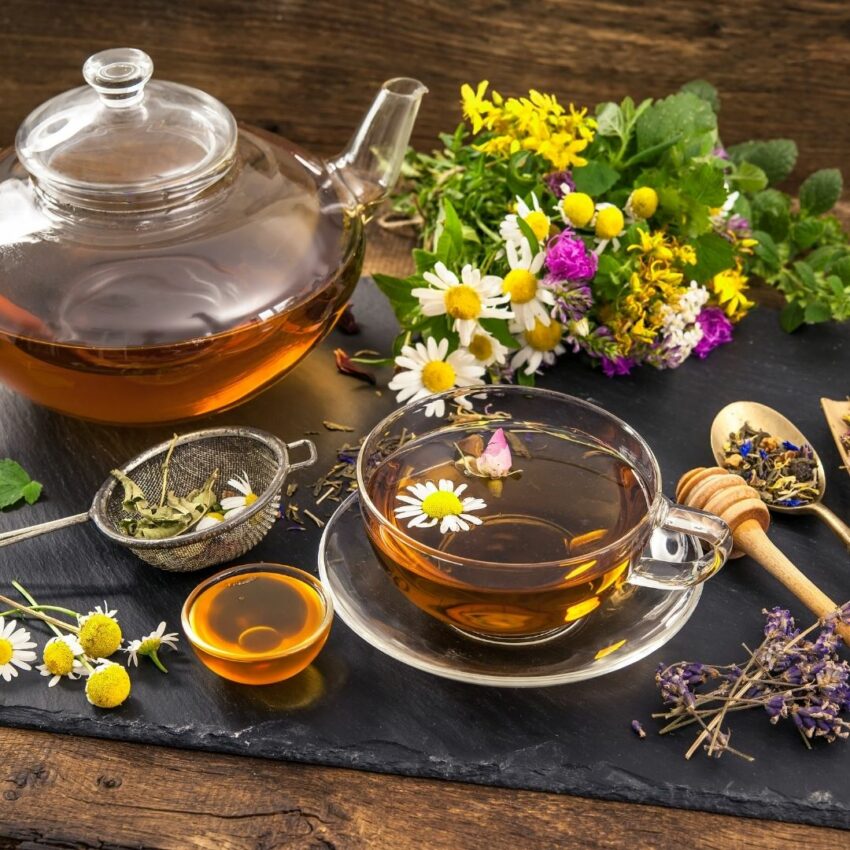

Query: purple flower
[[545, 229, 598, 282], [693, 307, 734, 359], [727, 215, 751, 235], [544, 279, 593, 325], [713, 145, 730, 160], [545, 171, 575, 198], [601, 355, 635, 377]]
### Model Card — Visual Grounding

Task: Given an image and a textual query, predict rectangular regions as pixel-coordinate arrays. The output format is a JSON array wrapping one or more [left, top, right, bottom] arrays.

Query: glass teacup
[[357, 386, 731, 645]]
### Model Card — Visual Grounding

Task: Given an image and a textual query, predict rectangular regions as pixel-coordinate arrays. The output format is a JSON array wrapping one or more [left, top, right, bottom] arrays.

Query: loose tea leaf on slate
[[0, 459, 43, 509]]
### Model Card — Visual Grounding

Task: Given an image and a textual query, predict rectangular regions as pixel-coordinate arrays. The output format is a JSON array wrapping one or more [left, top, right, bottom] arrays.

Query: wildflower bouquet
[[373, 80, 849, 404]]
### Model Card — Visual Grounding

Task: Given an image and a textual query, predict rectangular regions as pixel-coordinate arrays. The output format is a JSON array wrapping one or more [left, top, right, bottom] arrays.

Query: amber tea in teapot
[[0, 49, 426, 424]]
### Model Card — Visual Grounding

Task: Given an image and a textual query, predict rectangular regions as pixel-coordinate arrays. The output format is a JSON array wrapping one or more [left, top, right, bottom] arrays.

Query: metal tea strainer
[[0, 427, 317, 572]]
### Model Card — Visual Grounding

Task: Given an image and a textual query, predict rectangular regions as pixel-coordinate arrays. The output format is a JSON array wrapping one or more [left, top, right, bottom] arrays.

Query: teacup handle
[[628, 496, 732, 590]]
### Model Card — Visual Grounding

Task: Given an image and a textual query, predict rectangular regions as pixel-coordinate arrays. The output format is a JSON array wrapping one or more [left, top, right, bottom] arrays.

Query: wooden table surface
[[0, 230, 846, 850], [2, 1, 849, 844]]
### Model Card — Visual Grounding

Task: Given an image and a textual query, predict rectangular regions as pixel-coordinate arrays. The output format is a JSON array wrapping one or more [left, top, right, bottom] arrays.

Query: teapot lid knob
[[83, 48, 154, 108]]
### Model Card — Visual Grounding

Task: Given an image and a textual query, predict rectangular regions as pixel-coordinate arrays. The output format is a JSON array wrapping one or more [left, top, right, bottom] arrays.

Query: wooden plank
[[1, 0, 849, 185], [0, 727, 845, 850]]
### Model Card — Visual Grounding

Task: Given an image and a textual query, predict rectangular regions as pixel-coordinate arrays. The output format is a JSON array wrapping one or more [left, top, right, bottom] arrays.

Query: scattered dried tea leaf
[[323, 420, 355, 432], [334, 348, 376, 385], [0, 459, 42, 509], [336, 304, 359, 334], [303, 509, 325, 528], [505, 430, 532, 459]]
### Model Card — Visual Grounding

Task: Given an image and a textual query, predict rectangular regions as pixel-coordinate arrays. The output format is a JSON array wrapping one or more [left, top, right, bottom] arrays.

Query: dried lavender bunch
[[654, 603, 850, 760]]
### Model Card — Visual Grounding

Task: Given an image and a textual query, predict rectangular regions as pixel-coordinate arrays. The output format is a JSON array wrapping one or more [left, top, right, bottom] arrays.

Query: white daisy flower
[[78, 602, 117, 626], [124, 621, 180, 673], [395, 478, 487, 534], [220, 472, 258, 516], [710, 189, 740, 230], [388, 337, 485, 418], [499, 193, 551, 247], [592, 203, 626, 255], [501, 238, 554, 332], [37, 634, 86, 687], [465, 329, 510, 367], [510, 318, 566, 375], [0, 617, 37, 682], [412, 262, 511, 346], [196, 511, 225, 531]]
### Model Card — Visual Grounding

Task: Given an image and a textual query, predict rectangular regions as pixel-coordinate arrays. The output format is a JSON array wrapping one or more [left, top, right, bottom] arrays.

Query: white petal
[[220, 495, 246, 510]]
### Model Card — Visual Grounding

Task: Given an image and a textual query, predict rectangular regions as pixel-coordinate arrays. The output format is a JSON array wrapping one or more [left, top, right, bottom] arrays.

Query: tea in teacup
[[364, 422, 651, 641]]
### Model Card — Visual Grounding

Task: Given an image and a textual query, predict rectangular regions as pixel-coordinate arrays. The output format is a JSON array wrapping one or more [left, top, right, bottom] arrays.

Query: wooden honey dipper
[[677, 466, 850, 644]]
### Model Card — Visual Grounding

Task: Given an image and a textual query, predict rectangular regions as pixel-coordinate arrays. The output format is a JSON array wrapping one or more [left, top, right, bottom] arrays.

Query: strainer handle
[[0, 512, 90, 548], [286, 439, 318, 471]]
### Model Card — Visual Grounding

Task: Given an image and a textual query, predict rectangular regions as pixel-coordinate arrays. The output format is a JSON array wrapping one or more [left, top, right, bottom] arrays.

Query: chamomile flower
[[559, 188, 595, 228], [412, 262, 511, 346], [388, 337, 485, 418], [510, 318, 566, 375], [501, 238, 555, 332], [395, 479, 487, 534], [124, 621, 179, 673], [196, 511, 225, 531], [78, 603, 122, 659], [500, 193, 551, 246], [465, 330, 510, 367], [0, 617, 36, 682], [220, 472, 258, 516], [85, 661, 131, 709], [625, 187, 659, 221], [592, 203, 625, 254], [37, 634, 85, 687]]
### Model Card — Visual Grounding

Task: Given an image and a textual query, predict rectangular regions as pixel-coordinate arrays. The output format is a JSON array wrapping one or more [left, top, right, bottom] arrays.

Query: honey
[[184, 566, 331, 685]]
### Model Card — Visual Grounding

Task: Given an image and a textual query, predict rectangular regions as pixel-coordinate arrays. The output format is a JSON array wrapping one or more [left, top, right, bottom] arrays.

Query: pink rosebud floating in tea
[[475, 428, 513, 478]]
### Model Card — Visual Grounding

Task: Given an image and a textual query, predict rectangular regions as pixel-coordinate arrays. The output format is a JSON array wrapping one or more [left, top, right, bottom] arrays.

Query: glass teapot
[[0, 49, 426, 424]]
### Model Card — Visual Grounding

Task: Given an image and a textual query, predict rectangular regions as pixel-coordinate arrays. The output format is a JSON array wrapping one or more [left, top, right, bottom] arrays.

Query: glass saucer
[[318, 492, 702, 687]]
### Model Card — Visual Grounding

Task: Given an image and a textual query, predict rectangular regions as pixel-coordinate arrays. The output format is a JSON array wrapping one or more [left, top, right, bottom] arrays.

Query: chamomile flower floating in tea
[[388, 337, 485, 417], [220, 471, 258, 516], [0, 616, 37, 682], [394, 479, 487, 534], [412, 262, 512, 346], [510, 318, 566, 375], [499, 193, 551, 246], [501, 238, 553, 331], [37, 635, 86, 686], [124, 622, 180, 673]]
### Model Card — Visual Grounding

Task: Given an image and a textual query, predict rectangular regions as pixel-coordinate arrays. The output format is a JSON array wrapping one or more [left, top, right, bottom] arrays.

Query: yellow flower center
[[523, 210, 550, 241], [85, 664, 131, 709], [43, 639, 74, 676], [79, 614, 123, 659], [468, 333, 493, 362], [0, 638, 12, 666], [244, 493, 258, 507], [595, 206, 625, 239], [526, 318, 564, 352], [444, 285, 482, 321], [502, 269, 539, 304], [421, 491, 463, 519], [421, 360, 456, 393], [561, 192, 595, 228], [629, 187, 658, 219], [207, 511, 224, 522], [138, 636, 161, 655]]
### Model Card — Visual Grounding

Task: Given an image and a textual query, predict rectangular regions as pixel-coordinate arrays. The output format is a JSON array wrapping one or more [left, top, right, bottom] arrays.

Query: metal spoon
[[710, 401, 850, 550]]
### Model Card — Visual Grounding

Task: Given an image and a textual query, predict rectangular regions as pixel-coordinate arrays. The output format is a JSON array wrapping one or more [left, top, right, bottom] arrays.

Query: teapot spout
[[332, 78, 427, 210]]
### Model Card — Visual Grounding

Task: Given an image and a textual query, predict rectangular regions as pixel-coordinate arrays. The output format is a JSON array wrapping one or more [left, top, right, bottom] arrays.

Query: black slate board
[[1, 280, 849, 829]]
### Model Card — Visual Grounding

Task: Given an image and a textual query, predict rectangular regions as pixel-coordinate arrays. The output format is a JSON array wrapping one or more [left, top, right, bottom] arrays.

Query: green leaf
[[780, 301, 805, 333], [680, 80, 720, 113], [0, 459, 42, 510], [727, 139, 798, 186], [750, 189, 791, 241], [478, 318, 519, 349], [729, 161, 768, 194], [793, 260, 817, 288], [372, 273, 420, 325], [831, 255, 850, 284], [804, 302, 833, 323], [791, 218, 825, 251], [635, 92, 716, 153], [412, 249, 436, 275], [442, 198, 464, 249], [800, 168, 843, 216], [684, 232, 736, 283], [516, 369, 535, 386], [516, 216, 539, 255], [828, 275, 847, 298], [680, 163, 728, 207], [595, 102, 624, 138], [752, 230, 781, 271], [572, 162, 620, 195]]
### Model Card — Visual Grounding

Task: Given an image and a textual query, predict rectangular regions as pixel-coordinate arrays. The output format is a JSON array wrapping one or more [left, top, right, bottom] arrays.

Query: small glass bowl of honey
[[181, 563, 333, 685]]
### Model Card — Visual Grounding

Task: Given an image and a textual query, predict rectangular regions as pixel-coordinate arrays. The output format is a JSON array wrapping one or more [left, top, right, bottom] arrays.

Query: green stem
[[148, 649, 168, 674], [12, 582, 68, 639], [0, 604, 79, 619], [79, 656, 95, 674], [0, 592, 78, 636]]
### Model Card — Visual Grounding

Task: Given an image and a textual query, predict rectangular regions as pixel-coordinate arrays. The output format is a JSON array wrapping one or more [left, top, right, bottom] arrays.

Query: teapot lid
[[15, 48, 237, 210]]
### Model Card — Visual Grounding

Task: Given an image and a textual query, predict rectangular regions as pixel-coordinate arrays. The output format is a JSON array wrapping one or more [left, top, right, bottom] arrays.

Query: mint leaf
[[684, 232, 736, 283], [680, 163, 727, 207], [572, 161, 620, 195], [0, 459, 42, 510], [727, 139, 798, 186], [780, 301, 805, 333], [804, 302, 833, 323], [680, 80, 720, 113], [635, 93, 716, 154], [595, 101, 624, 138], [729, 161, 768, 194], [800, 168, 843, 216], [791, 218, 825, 251], [752, 230, 781, 271], [478, 318, 519, 349], [751, 189, 791, 241]]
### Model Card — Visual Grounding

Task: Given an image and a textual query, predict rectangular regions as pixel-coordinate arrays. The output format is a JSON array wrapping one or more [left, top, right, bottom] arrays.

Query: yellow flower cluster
[[602, 229, 697, 354], [460, 81, 596, 171]]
